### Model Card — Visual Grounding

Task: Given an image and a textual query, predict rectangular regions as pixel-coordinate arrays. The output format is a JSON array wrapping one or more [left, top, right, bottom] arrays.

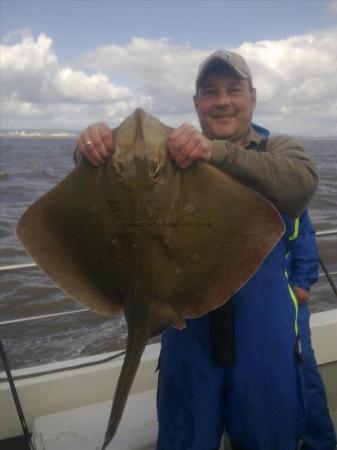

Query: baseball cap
[[196, 50, 252, 88]]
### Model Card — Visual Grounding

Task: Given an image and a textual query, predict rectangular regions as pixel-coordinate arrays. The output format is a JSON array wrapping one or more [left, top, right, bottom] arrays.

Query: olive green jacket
[[209, 127, 319, 218]]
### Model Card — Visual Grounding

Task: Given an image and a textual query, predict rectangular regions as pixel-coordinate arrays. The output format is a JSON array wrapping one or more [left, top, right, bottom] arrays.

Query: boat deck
[[33, 390, 158, 450]]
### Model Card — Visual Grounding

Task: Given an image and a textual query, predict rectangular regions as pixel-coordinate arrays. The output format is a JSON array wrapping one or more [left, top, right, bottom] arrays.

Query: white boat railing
[[315, 229, 337, 236], [0, 262, 37, 272], [0, 308, 91, 326], [0, 228, 336, 328]]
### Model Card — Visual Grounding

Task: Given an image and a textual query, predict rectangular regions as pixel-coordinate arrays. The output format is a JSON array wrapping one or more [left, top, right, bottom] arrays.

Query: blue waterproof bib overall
[[156, 217, 306, 450]]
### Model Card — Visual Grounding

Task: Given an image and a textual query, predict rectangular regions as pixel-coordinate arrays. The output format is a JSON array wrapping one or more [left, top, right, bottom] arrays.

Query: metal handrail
[[320, 271, 336, 277], [0, 228, 336, 327], [0, 308, 91, 326], [0, 262, 36, 272], [1, 229, 336, 275], [316, 229, 337, 236]]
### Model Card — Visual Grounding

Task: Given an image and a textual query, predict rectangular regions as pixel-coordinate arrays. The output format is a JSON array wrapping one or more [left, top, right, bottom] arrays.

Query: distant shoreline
[[0, 133, 77, 139], [1, 132, 336, 141]]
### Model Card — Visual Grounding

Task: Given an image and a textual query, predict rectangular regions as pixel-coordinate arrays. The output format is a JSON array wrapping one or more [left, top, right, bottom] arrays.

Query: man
[[286, 212, 337, 450], [75, 51, 319, 449]]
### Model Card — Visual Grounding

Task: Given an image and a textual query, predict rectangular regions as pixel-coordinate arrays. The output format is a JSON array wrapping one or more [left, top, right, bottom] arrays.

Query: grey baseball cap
[[196, 50, 252, 88]]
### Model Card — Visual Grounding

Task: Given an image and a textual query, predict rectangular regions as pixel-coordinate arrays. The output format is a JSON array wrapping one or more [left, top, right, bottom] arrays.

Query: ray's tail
[[102, 309, 151, 449]]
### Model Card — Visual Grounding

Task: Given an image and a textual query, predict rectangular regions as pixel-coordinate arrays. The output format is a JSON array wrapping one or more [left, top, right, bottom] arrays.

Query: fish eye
[[113, 159, 127, 182], [149, 158, 164, 180]]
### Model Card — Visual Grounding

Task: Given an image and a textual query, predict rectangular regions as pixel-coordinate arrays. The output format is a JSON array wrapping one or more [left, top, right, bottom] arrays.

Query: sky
[[1, 0, 337, 136]]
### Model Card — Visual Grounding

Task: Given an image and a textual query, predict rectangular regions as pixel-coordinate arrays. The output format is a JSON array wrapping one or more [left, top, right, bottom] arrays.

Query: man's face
[[193, 70, 256, 144]]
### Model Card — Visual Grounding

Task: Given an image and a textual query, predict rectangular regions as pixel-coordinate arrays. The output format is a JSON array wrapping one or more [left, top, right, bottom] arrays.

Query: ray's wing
[[160, 161, 285, 319], [16, 159, 123, 316]]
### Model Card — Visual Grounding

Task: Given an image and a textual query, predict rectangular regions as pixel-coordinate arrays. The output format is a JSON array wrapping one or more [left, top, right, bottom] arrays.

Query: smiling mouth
[[211, 111, 235, 118], [212, 115, 234, 121]]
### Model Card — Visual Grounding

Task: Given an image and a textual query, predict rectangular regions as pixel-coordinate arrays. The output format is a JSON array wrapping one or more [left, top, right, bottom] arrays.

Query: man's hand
[[293, 286, 310, 304], [76, 122, 114, 166], [167, 124, 212, 169]]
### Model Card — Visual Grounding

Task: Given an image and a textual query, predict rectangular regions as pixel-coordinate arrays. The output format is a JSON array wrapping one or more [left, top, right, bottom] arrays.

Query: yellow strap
[[287, 217, 300, 334], [288, 285, 299, 335], [285, 269, 298, 335], [288, 217, 299, 241]]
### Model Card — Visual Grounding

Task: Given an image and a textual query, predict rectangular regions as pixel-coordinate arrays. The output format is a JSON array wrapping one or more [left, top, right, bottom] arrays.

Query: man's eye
[[229, 87, 243, 93], [202, 89, 216, 96]]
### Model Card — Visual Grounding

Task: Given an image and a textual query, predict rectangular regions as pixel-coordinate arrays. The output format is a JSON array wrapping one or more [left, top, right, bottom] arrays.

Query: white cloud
[[0, 31, 149, 129], [79, 37, 205, 115], [235, 28, 337, 135], [52, 69, 132, 103], [1, 27, 337, 136]]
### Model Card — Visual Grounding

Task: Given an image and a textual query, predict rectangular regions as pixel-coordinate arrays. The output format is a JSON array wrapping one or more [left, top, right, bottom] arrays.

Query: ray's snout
[[111, 108, 169, 185]]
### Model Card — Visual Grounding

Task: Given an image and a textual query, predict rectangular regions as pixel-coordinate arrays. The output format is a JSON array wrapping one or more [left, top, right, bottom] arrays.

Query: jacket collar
[[243, 126, 265, 150]]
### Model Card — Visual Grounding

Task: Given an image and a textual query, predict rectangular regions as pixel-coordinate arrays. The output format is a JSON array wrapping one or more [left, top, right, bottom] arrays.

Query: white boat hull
[[1, 310, 337, 447]]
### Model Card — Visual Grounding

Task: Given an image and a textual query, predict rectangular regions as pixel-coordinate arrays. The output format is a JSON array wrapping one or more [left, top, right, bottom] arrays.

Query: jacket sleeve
[[209, 136, 319, 217], [287, 211, 319, 290]]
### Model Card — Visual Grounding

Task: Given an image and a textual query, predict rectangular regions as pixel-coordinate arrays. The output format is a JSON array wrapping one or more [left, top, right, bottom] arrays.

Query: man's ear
[[251, 87, 257, 110], [193, 93, 198, 110]]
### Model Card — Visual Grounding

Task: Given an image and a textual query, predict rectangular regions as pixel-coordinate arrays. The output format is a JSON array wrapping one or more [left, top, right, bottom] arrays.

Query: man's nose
[[215, 91, 230, 107]]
